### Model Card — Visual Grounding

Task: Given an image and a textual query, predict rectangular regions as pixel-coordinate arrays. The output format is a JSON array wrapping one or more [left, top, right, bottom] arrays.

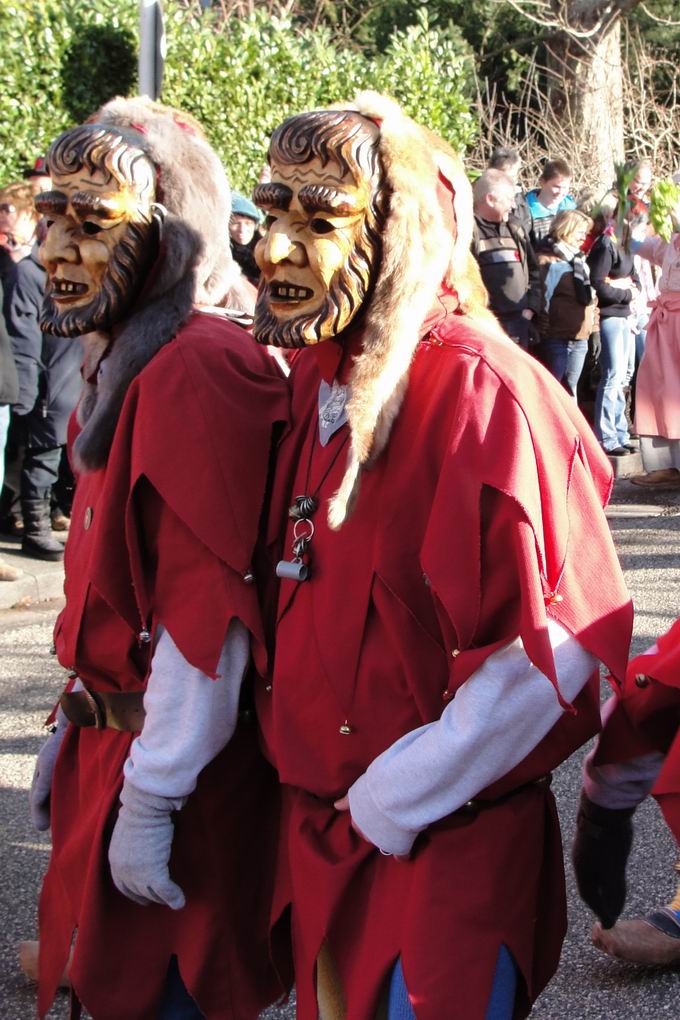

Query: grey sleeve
[[348, 620, 596, 855], [122, 619, 249, 801]]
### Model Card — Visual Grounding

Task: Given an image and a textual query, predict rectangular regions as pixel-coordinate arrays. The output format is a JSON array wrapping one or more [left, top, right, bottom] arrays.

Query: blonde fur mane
[[327, 92, 500, 528]]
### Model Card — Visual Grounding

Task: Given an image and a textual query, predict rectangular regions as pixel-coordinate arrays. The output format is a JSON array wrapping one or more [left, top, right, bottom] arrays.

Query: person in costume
[[574, 619, 680, 965], [27, 98, 290, 1020], [251, 93, 633, 1020]]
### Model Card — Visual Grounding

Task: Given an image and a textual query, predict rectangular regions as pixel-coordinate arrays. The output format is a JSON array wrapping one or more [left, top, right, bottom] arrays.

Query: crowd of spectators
[[471, 148, 679, 487]]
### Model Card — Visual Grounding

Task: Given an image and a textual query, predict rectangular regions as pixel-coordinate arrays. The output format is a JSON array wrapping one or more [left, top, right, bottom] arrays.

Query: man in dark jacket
[[472, 169, 542, 349], [3, 245, 82, 559], [487, 146, 533, 239]]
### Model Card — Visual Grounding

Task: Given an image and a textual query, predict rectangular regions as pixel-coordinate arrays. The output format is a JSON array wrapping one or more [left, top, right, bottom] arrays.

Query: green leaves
[[649, 180, 680, 242], [0, 0, 138, 181], [160, 7, 477, 193], [0, 2, 476, 194]]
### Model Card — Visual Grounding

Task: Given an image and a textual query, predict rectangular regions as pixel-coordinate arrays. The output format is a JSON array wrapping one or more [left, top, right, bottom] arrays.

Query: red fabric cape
[[39, 314, 292, 1019], [596, 618, 680, 845], [86, 312, 288, 677], [258, 312, 632, 1020]]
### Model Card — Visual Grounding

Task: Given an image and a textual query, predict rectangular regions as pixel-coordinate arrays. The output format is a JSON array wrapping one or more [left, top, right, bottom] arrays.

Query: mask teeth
[[55, 279, 87, 295], [271, 283, 312, 301]]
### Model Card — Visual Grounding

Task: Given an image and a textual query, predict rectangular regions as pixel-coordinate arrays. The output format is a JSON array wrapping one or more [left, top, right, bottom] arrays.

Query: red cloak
[[38, 313, 291, 1020], [256, 312, 632, 1020]]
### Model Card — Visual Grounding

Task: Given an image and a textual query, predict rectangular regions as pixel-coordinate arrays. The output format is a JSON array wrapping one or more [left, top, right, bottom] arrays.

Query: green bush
[[0, 0, 138, 183], [0, 1, 477, 193]]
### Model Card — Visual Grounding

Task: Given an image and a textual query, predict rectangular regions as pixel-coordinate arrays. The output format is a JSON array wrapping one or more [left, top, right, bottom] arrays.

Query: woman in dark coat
[[0, 274, 20, 580], [587, 195, 639, 457], [3, 244, 82, 559]]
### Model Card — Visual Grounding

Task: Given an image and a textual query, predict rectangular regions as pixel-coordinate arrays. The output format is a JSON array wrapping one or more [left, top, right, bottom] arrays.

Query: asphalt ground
[[1, 479, 679, 1018]]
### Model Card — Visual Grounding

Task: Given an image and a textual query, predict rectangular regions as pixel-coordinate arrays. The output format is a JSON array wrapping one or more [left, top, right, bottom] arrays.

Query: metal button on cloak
[[84, 507, 93, 530]]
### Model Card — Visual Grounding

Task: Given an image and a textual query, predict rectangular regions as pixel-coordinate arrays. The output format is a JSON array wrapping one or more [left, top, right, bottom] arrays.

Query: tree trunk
[[547, 15, 625, 191]]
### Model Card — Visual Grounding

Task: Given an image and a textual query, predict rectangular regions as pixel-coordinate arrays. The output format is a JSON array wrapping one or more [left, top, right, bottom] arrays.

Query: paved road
[[1, 480, 679, 1018]]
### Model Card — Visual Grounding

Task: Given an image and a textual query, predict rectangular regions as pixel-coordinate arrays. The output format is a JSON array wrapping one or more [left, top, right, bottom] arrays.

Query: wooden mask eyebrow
[[34, 191, 67, 216], [253, 182, 293, 211], [70, 191, 122, 220], [297, 184, 357, 216]]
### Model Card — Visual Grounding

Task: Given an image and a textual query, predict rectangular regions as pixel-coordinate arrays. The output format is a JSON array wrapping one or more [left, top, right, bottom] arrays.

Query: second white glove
[[108, 781, 186, 910]]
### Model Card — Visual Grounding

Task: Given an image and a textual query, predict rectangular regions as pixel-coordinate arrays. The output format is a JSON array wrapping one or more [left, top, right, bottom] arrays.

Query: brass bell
[[339, 720, 352, 735]]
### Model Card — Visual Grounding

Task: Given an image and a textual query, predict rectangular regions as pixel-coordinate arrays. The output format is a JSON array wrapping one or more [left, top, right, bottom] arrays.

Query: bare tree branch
[[638, 2, 680, 26], [496, 0, 641, 43], [470, 24, 679, 192]]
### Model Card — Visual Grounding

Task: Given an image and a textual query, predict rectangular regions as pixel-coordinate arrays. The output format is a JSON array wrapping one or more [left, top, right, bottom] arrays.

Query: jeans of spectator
[[594, 316, 634, 451], [157, 957, 205, 1019], [386, 946, 517, 1019], [497, 312, 530, 351], [0, 404, 9, 494], [20, 444, 61, 501], [544, 339, 588, 399]]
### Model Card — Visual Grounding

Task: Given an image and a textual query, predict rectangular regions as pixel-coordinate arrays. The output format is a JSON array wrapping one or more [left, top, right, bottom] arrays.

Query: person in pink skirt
[[630, 201, 680, 489]]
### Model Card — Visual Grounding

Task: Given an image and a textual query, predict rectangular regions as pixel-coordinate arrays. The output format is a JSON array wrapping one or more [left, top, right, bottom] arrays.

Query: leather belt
[[60, 689, 145, 732]]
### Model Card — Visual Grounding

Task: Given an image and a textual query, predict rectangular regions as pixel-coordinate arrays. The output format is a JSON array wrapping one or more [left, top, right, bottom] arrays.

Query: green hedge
[[0, 2, 476, 193]]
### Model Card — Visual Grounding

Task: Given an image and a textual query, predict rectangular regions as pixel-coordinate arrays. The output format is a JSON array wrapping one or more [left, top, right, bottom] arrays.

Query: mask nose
[[40, 220, 79, 269], [264, 223, 306, 267]]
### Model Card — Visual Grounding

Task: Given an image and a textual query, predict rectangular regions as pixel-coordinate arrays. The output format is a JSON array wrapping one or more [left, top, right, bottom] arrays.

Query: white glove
[[29, 711, 68, 831], [108, 781, 186, 910]]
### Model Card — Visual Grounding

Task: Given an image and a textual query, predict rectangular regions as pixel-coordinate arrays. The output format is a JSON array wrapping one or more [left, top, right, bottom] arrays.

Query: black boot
[[21, 498, 64, 561]]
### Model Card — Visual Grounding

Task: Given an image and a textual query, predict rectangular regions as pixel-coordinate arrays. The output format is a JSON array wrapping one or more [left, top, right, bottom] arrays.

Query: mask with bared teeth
[[36, 123, 158, 338], [253, 110, 388, 348]]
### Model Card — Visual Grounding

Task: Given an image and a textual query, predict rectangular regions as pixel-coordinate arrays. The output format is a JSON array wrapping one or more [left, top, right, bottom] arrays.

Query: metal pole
[[139, 0, 166, 100]]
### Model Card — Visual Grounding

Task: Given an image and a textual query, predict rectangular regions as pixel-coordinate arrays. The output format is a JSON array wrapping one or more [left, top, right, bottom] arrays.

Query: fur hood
[[324, 92, 501, 528], [72, 96, 238, 472]]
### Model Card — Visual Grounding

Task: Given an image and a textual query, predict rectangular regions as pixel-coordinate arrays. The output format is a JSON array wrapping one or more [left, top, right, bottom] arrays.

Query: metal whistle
[[276, 558, 310, 582]]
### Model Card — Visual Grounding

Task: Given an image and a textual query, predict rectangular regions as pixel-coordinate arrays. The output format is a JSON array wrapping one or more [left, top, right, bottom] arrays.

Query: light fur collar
[[326, 92, 500, 528]]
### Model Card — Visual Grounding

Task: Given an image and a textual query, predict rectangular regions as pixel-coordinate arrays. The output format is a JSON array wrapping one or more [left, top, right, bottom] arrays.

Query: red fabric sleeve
[[421, 340, 632, 707]]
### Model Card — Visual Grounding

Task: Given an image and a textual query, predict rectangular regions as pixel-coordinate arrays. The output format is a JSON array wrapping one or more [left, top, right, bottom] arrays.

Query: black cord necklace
[[276, 430, 349, 582]]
